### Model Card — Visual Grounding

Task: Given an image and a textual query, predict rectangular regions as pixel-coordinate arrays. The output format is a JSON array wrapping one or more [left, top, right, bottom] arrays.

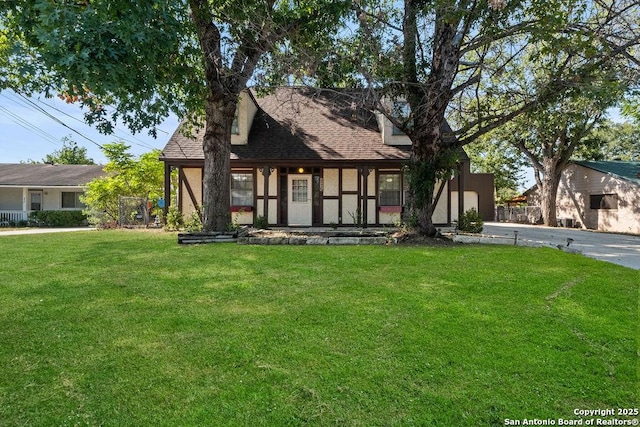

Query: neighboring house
[[553, 160, 640, 234], [160, 87, 494, 227], [0, 163, 105, 224]]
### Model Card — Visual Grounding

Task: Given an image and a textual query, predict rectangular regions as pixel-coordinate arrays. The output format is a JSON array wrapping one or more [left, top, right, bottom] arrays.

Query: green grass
[[0, 231, 637, 426]]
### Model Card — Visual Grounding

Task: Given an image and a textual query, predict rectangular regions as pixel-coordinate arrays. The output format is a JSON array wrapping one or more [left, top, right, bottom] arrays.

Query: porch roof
[[161, 88, 458, 164], [0, 164, 105, 187]]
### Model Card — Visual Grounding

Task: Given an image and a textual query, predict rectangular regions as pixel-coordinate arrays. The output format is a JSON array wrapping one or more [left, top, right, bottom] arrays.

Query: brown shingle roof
[[161, 87, 413, 163], [0, 164, 106, 186]]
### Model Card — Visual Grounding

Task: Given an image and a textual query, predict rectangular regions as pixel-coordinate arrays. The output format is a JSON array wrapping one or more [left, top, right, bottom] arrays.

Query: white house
[[0, 163, 105, 225]]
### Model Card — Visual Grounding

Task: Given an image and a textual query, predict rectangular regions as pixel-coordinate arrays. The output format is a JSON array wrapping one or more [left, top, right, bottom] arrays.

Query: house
[[0, 163, 105, 224], [159, 88, 494, 227], [550, 160, 640, 234]]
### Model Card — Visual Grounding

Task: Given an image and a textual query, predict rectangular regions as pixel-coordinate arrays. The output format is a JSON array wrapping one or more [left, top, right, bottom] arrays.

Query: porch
[[0, 210, 29, 226]]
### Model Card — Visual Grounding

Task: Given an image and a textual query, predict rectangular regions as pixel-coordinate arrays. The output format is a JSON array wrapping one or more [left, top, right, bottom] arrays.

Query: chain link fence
[[118, 196, 150, 227]]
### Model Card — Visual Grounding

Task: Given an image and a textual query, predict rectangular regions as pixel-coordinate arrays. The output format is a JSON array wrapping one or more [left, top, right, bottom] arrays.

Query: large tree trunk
[[201, 94, 236, 231], [401, 1, 460, 236], [538, 158, 563, 227], [405, 158, 438, 237]]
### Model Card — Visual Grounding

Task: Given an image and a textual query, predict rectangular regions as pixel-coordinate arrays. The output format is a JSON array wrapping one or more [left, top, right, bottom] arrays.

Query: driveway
[[482, 222, 640, 270]]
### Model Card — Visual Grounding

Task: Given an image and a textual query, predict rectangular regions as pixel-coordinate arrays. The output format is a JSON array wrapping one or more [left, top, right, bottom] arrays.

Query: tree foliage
[[42, 137, 95, 165], [82, 142, 163, 227], [590, 120, 640, 161], [4, 1, 639, 233], [465, 136, 527, 203], [1, 0, 350, 231], [499, 81, 623, 225], [270, 0, 639, 234]]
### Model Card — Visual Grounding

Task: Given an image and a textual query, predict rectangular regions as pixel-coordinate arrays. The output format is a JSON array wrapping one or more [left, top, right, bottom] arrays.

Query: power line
[[31, 95, 157, 150], [0, 97, 62, 145], [1, 89, 176, 155], [13, 92, 104, 149], [27, 93, 171, 151]]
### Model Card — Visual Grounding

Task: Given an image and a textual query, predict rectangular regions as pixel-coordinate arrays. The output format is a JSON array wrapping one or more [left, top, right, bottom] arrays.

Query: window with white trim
[[379, 173, 401, 206], [61, 192, 85, 209], [392, 101, 411, 135], [231, 112, 240, 135], [231, 173, 253, 206]]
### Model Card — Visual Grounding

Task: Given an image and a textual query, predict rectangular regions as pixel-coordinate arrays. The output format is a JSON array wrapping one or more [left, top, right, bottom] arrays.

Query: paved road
[[483, 222, 640, 270]]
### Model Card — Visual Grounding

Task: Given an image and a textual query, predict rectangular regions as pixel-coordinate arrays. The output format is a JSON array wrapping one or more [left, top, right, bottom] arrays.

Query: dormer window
[[391, 101, 411, 135], [392, 124, 405, 136], [231, 112, 240, 135]]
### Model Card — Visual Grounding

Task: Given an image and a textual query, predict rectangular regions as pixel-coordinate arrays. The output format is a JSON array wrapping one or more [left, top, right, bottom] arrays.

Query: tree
[[465, 136, 527, 204], [1, 1, 348, 231], [593, 120, 640, 161], [478, 8, 637, 226], [279, 0, 640, 235], [43, 137, 95, 165], [508, 89, 620, 226], [82, 142, 163, 226]]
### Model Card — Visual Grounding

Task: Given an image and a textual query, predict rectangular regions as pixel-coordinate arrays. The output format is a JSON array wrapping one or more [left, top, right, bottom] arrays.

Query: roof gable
[[0, 164, 106, 187], [161, 87, 461, 163], [574, 160, 640, 186]]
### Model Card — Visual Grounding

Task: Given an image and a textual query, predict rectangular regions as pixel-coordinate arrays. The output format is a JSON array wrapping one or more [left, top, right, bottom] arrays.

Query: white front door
[[288, 174, 312, 226]]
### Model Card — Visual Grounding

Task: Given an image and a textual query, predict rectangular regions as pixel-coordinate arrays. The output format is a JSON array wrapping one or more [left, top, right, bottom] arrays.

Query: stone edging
[[238, 236, 389, 245]]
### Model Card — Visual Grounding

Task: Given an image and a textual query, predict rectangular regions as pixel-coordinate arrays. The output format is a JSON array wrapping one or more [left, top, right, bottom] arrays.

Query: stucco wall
[[450, 191, 480, 222], [323, 199, 339, 224], [231, 93, 259, 146], [557, 164, 640, 234], [432, 181, 449, 224], [180, 168, 202, 218], [323, 169, 339, 196], [341, 194, 359, 224], [342, 169, 358, 192]]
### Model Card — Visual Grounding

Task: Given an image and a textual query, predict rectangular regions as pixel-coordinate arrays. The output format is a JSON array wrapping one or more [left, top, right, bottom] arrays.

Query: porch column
[[22, 187, 28, 220], [262, 165, 271, 223], [360, 166, 369, 228]]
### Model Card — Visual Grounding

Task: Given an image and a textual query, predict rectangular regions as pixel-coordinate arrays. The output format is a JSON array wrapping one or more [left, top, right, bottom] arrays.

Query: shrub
[[184, 212, 203, 232], [165, 206, 184, 231], [28, 210, 87, 227], [457, 208, 484, 234], [253, 215, 269, 229]]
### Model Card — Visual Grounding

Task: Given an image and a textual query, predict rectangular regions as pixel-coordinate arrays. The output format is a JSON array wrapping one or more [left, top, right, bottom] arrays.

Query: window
[[590, 194, 618, 210], [231, 112, 239, 135], [61, 192, 85, 209], [231, 173, 253, 206], [379, 173, 401, 206], [292, 179, 308, 202], [391, 101, 411, 135]]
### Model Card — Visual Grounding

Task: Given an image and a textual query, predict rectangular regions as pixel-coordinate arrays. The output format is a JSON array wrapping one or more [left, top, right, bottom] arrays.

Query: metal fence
[[495, 206, 542, 224], [117, 196, 150, 227]]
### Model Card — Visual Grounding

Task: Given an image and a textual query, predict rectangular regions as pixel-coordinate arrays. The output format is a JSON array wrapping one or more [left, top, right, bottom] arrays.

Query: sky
[[0, 89, 180, 164]]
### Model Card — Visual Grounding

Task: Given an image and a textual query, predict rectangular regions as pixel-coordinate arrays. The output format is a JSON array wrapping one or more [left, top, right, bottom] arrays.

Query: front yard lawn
[[0, 231, 637, 426]]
